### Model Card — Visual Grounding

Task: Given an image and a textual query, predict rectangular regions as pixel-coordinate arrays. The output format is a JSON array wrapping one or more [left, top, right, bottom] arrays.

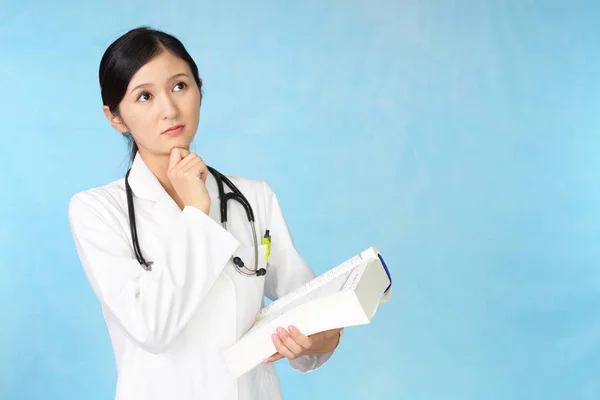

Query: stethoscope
[[125, 166, 267, 277]]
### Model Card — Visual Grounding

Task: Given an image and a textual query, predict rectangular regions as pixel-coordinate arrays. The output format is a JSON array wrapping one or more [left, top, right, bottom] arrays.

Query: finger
[[178, 148, 190, 158], [168, 148, 183, 170], [287, 326, 312, 349], [182, 159, 208, 183], [263, 352, 284, 364], [277, 327, 305, 355], [172, 153, 199, 174], [198, 161, 209, 182], [271, 333, 296, 360], [184, 156, 208, 182], [179, 156, 202, 175]]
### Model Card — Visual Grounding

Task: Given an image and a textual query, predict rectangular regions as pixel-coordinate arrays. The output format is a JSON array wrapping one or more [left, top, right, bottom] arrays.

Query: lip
[[162, 124, 184, 135]]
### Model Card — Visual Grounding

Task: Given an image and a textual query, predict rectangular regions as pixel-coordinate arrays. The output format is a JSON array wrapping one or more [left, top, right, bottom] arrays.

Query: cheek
[[183, 94, 201, 122], [123, 107, 158, 143]]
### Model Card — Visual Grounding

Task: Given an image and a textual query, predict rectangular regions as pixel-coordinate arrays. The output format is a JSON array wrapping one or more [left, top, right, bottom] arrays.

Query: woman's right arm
[[68, 190, 239, 354]]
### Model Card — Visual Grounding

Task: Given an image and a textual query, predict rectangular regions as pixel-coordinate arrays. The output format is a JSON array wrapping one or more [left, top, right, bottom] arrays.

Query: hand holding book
[[223, 246, 392, 378], [263, 325, 343, 364]]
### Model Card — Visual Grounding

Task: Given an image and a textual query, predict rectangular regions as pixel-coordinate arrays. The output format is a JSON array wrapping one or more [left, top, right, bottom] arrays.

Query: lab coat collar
[[128, 152, 166, 202], [127, 152, 180, 228]]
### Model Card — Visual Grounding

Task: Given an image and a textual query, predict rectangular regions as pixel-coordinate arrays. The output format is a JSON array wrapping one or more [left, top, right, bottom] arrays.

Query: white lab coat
[[68, 153, 335, 400]]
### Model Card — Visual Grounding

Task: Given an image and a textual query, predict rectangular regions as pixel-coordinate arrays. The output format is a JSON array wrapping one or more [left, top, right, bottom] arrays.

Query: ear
[[103, 105, 129, 133], [198, 78, 203, 106]]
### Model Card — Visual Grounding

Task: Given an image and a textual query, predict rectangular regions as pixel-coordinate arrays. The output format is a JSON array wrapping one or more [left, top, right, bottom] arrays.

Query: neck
[[137, 150, 184, 209]]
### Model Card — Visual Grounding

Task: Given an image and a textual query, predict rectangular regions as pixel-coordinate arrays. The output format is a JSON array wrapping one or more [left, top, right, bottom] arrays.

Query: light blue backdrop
[[1, 1, 599, 399]]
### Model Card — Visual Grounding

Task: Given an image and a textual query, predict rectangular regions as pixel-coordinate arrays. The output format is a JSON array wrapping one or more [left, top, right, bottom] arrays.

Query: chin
[[167, 137, 193, 150]]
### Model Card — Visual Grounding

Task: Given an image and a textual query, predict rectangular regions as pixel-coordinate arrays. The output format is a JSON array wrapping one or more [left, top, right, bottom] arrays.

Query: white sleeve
[[261, 182, 340, 373], [68, 192, 240, 354]]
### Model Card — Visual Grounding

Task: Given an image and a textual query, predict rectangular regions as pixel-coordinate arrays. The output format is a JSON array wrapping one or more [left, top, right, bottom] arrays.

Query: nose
[[161, 93, 180, 120]]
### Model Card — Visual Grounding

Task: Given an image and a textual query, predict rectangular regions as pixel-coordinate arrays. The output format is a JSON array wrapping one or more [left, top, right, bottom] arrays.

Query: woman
[[68, 26, 341, 400]]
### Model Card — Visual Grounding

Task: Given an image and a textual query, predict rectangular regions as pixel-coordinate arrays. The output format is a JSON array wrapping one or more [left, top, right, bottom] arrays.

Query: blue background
[[1, 1, 599, 399]]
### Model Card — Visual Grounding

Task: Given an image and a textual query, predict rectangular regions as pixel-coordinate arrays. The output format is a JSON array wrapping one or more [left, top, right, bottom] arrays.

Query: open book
[[223, 246, 392, 379]]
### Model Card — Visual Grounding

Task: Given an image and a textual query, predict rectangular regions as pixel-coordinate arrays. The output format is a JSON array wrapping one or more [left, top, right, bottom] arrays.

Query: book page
[[256, 247, 377, 320], [341, 260, 370, 291], [246, 264, 363, 335]]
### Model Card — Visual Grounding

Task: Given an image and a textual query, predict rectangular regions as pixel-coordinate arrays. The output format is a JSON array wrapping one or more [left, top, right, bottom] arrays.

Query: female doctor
[[68, 26, 341, 400]]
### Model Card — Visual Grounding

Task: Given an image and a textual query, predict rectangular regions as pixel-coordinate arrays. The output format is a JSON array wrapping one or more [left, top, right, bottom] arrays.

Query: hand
[[263, 325, 342, 364], [168, 148, 211, 214]]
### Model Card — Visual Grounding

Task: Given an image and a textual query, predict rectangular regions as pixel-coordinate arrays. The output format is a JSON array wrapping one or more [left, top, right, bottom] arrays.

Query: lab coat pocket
[[228, 244, 268, 335]]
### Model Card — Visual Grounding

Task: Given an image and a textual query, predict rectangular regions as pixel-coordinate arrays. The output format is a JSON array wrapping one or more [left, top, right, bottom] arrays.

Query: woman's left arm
[[261, 181, 342, 372]]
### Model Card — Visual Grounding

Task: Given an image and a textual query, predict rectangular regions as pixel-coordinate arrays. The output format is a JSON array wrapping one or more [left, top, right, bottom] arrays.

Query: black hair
[[99, 26, 203, 165]]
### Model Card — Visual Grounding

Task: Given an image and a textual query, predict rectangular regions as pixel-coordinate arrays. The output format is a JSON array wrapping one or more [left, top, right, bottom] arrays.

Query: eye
[[137, 91, 152, 102], [173, 81, 187, 92]]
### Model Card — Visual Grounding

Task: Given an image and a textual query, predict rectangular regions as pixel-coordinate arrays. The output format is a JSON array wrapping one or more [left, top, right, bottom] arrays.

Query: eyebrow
[[130, 73, 191, 93]]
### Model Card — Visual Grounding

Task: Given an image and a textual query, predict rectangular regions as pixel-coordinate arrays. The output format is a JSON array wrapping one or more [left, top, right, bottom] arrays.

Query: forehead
[[128, 51, 191, 87]]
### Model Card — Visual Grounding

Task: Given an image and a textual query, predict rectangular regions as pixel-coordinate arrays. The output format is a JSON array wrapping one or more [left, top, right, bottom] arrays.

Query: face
[[104, 50, 202, 158]]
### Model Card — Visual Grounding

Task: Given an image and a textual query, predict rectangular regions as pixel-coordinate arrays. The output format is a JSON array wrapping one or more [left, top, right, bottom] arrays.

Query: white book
[[223, 246, 392, 379]]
